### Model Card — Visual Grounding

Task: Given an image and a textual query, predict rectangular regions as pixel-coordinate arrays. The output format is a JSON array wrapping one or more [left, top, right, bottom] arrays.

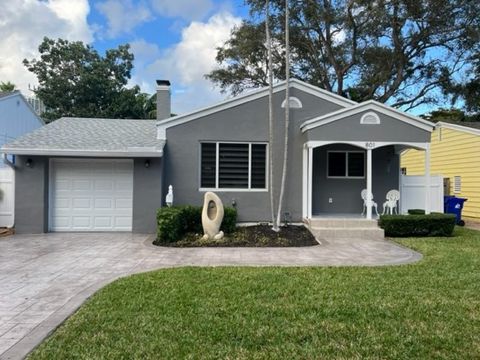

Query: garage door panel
[[50, 159, 133, 231]]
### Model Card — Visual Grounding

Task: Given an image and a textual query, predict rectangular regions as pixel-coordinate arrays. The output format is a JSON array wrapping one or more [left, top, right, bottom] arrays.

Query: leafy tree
[[0, 81, 16, 92], [207, 0, 480, 110], [421, 108, 479, 122], [442, 52, 480, 116], [24, 37, 155, 122]]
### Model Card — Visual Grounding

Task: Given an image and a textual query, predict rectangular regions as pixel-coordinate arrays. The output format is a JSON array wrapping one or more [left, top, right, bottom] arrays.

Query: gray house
[[2, 79, 434, 234]]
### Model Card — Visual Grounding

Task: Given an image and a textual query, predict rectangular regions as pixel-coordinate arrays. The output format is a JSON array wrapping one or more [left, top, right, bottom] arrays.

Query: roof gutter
[[1, 148, 164, 158]]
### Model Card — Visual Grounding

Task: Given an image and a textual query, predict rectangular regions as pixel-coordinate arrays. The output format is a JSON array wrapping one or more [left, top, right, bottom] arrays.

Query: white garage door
[[50, 159, 133, 231]]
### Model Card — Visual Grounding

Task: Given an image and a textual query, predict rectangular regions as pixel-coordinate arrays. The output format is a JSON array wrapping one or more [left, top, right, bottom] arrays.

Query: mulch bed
[[157, 225, 318, 247]]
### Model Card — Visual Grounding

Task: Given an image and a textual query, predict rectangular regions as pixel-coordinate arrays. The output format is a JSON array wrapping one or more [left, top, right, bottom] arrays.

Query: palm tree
[[275, 0, 290, 230], [0, 81, 16, 92]]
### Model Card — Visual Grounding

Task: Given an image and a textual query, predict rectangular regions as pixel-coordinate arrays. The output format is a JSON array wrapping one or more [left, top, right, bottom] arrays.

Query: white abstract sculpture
[[202, 192, 224, 240], [361, 189, 379, 217], [382, 190, 400, 215], [165, 185, 173, 207]]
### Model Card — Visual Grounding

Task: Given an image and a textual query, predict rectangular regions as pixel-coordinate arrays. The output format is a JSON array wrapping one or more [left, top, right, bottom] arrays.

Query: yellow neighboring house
[[401, 121, 480, 220]]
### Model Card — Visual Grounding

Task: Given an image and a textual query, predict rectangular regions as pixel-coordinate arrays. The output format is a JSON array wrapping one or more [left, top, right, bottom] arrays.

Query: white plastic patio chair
[[361, 189, 379, 217], [382, 190, 400, 215]]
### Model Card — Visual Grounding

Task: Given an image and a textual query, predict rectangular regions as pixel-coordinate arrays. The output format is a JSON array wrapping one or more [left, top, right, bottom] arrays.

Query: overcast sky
[[0, 0, 248, 114]]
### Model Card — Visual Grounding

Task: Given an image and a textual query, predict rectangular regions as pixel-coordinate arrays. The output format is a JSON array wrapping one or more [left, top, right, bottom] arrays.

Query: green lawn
[[30, 228, 480, 359]]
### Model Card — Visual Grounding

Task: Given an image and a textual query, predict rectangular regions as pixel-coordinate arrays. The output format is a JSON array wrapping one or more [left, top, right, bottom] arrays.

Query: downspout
[[3, 153, 15, 169]]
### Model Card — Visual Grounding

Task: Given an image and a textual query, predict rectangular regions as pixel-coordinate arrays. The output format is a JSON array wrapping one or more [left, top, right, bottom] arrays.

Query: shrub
[[156, 205, 238, 243], [222, 207, 237, 234], [408, 209, 425, 215], [379, 213, 456, 237]]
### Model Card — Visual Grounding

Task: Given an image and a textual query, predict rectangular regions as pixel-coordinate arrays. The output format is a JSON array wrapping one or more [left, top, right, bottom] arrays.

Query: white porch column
[[307, 146, 313, 219], [424, 143, 431, 214], [302, 146, 308, 219], [366, 148, 373, 219]]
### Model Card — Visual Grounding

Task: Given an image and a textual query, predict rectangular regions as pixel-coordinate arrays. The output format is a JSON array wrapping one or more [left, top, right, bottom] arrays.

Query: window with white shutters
[[200, 142, 267, 190]]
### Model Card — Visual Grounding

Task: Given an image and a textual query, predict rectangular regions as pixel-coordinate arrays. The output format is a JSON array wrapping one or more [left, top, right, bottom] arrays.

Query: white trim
[[199, 141, 268, 191], [156, 79, 356, 139], [360, 111, 380, 125], [199, 188, 268, 193], [281, 96, 303, 109], [326, 150, 365, 179], [1, 148, 163, 157], [436, 121, 480, 137], [366, 149, 372, 219], [305, 140, 429, 151], [300, 100, 434, 133], [424, 144, 431, 214], [307, 146, 313, 219], [302, 146, 308, 218]]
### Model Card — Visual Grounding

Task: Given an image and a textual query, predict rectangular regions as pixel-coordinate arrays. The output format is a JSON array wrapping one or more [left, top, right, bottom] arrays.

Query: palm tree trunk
[[265, 0, 277, 230], [275, 0, 290, 230]]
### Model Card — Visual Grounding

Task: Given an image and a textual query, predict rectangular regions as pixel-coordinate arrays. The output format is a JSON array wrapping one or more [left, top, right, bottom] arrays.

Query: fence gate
[[400, 175, 444, 214], [0, 166, 14, 227]]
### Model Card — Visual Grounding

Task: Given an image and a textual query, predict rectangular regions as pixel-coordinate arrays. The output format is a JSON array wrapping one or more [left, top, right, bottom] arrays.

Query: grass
[[30, 228, 480, 359]]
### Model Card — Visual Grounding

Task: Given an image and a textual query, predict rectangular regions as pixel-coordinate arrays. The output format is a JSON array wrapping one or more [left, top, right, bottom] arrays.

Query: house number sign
[[365, 142, 375, 149]]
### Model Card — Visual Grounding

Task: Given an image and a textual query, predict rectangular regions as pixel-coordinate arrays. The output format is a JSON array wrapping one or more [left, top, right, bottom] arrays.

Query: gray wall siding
[[306, 110, 431, 143], [164, 88, 345, 222], [132, 158, 163, 233], [14, 155, 49, 233], [312, 145, 399, 214]]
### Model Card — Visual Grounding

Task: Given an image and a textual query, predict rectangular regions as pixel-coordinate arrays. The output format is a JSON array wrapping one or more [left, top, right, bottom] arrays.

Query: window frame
[[326, 150, 366, 179], [199, 141, 269, 192]]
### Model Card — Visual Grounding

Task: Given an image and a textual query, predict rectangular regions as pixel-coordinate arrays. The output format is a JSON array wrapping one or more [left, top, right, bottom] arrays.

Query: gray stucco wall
[[164, 87, 345, 222], [14, 156, 162, 234], [306, 110, 431, 143], [14, 155, 49, 233], [132, 158, 162, 233], [312, 145, 399, 214]]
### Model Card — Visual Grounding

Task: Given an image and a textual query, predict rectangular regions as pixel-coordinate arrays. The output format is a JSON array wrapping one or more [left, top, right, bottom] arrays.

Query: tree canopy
[[207, 0, 480, 111], [24, 37, 155, 122]]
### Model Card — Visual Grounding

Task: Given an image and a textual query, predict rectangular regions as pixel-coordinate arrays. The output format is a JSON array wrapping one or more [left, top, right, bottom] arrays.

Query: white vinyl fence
[[0, 166, 14, 227], [399, 175, 444, 214]]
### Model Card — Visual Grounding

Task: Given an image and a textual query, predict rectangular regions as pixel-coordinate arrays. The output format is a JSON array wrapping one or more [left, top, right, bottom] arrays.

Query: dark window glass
[[219, 143, 249, 188], [348, 152, 365, 177], [251, 144, 266, 188], [328, 152, 346, 177], [200, 143, 216, 188]]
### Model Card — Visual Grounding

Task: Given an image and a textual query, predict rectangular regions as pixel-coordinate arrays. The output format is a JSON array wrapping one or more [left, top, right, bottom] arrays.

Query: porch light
[[25, 158, 33, 168], [144, 159, 150, 168]]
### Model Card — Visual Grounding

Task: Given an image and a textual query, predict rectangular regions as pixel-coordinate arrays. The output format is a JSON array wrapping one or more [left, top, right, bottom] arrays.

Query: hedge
[[379, 213, 456, 237], [156, 205, 237, 243]]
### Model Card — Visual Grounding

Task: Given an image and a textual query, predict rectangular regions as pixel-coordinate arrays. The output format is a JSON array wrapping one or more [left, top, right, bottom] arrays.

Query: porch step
[[308, 218, 380, 229], [307, 218, 384, 241], [309, 227, 385, 241]]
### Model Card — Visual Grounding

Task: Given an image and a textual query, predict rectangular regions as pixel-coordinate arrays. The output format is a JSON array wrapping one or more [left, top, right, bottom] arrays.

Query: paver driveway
[[0, 232, 421, 359]]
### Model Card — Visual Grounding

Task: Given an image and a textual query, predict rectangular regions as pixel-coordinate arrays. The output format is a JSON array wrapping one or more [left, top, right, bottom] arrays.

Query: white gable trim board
[[436, 121, 480, 136], [156, 79, 357, 140], [300, 100, 434, 133], [49, 159, 134, 231]]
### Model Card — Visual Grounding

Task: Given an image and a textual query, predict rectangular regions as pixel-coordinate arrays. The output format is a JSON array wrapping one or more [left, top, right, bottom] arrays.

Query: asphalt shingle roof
[[2, 117, 164, 156]]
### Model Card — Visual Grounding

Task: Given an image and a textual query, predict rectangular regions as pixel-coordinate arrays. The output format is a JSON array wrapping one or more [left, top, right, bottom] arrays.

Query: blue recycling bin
[[444, 196, 467, 226]]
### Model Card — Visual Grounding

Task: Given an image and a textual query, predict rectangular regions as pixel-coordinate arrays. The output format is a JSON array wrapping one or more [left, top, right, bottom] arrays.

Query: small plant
[[156, 205, 237, 244], [379, 213, 456, 237]]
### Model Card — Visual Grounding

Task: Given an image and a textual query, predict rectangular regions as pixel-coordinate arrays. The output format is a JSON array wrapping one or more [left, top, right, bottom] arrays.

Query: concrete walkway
[[0, 233, 421, 359]]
